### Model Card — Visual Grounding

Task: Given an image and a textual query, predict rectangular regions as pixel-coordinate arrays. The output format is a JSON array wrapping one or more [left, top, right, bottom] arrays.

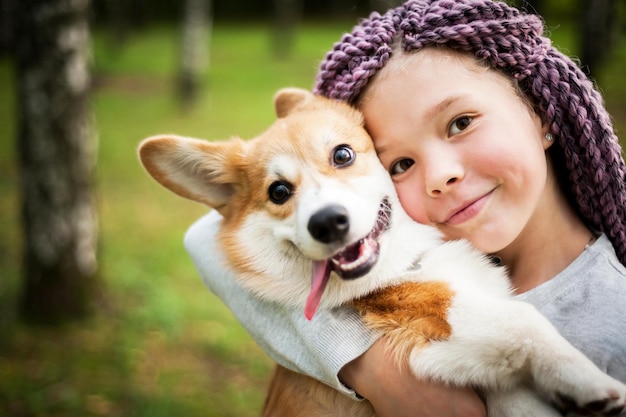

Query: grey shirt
[[185, 211, 626, 399], [516, 233, 626, 382]]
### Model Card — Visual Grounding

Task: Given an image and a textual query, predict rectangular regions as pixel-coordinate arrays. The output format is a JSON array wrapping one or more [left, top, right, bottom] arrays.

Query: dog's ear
[[274, 87, 364, 126], [138, 135, 243, 216], [274, 87, 314, 118]]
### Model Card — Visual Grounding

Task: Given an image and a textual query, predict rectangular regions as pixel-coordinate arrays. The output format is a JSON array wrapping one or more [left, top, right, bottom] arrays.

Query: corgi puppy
[[138, 88, 626, 417]]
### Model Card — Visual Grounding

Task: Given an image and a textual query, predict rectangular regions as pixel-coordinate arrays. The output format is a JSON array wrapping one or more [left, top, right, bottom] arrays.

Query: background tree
[[272, 0, 302, 59], [0, 0, 15, 55], [518, 0, 546, 15], [14, 0, 99, 324], [178, 0, 211, 107], [579, 0, 618, 77], [369, 0, 403, 13]]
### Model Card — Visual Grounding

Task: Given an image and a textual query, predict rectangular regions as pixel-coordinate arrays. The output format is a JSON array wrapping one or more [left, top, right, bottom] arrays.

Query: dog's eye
[[332, 144, 355, 167], [268, 181, 293, 204]]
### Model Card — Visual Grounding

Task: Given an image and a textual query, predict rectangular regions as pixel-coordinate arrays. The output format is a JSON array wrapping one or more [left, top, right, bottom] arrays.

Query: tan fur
[[354, 281, 454, 365], [263, 365, 376, 417]]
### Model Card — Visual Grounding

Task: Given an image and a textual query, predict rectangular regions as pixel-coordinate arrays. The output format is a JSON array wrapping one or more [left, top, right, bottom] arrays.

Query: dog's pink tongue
[[305, 260, 332, 321]]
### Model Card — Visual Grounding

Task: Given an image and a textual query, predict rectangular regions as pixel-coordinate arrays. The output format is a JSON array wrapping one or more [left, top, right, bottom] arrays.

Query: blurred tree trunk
[[272, 0, 301, 59], [106, 0, 130, 53], [178, 0, 211, 108], [0, 0, 15, 55], [14, 0, 99, 325], [515, 0, 545, 15], [369, 0, 403, 13], [580, 0, 618, 77]]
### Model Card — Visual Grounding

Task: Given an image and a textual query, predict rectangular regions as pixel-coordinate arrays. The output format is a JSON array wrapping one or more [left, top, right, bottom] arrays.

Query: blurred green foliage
[[0, 16, 624, 417], [0, 22, 350, 417]]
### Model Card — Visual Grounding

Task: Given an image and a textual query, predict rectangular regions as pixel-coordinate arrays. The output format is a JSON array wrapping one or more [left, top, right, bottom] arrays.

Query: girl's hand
[[339, 338, 487, 417]]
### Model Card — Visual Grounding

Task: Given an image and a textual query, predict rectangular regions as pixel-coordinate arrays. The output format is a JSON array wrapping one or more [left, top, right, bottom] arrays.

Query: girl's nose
[[427, 176, 460, 196], [424, 152, 464, 197]]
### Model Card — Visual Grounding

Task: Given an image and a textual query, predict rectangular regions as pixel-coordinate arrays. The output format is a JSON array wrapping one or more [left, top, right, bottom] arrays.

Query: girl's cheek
[[395, 183, 431, 225]]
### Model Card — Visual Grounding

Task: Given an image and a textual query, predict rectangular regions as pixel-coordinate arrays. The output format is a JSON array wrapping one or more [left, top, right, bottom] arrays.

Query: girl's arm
[[340, 338, 487, 417]]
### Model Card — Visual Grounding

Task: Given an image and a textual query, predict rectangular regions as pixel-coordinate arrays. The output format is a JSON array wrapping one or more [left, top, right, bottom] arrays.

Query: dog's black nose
[[308, 205, 350, 243]]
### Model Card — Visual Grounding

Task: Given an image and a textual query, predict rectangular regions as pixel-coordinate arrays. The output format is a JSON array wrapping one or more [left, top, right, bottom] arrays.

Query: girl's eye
[[332, 144, 355, 167], [449, 115, 473, 135], [389, 158, 414, 175], [268, 181, 293, 204]]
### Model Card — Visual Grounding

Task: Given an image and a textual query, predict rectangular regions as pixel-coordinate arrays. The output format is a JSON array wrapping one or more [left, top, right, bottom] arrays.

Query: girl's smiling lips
[[442, 191, 493, 226]]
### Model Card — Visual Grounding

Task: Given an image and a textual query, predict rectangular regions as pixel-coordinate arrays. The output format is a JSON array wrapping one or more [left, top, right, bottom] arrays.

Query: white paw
[[544, 370, 626, 416], [551, 382, 626, 416]]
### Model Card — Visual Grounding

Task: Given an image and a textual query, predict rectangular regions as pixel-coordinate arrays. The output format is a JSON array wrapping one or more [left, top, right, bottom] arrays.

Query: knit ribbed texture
[[314, 0, 626, 266]]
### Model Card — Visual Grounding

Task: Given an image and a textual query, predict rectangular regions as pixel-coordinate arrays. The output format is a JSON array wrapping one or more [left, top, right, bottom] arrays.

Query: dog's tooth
[[340, 238, 374, 271]]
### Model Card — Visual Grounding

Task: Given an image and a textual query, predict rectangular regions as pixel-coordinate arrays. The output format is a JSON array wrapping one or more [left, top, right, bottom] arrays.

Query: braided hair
[[314, 0, 626, 266]]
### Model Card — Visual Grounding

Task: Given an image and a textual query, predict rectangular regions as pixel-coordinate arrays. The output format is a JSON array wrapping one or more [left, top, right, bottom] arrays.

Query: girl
[[185, 0, 626, 415]]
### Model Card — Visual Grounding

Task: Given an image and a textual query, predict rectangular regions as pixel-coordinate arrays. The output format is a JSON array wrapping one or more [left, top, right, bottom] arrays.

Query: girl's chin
[[455, 230, 509, 254]]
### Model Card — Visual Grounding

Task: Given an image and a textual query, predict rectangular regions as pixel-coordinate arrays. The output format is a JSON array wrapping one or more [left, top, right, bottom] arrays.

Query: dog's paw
[[532, 345, 626, 417], [552, 383, 626, 416]]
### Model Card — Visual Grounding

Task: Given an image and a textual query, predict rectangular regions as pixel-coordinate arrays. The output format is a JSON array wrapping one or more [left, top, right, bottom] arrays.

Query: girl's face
[[360, 48, 552, 254]]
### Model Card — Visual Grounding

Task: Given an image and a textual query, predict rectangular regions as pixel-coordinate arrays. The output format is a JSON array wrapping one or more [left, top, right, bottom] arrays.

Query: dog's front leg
[[407, 296, 626, 416]]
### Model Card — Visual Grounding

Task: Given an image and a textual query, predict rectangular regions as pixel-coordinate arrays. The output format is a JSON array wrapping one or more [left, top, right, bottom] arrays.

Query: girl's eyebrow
[[373, 94, 468, 156], [425, 94, 465, 120]]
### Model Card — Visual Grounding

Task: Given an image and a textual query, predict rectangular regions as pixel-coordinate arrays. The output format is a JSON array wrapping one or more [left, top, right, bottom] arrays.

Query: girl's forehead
[[385, 47, 486, 78], [360, 47, 517, 105], [358, 46, 538, 133]]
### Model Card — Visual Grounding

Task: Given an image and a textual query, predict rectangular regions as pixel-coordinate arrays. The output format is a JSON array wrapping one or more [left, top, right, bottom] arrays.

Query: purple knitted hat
[[314, 0, 626, 266]]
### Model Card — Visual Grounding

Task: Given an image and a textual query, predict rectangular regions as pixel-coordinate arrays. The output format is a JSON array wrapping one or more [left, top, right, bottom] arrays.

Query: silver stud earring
[[545, 133, 554, 142]]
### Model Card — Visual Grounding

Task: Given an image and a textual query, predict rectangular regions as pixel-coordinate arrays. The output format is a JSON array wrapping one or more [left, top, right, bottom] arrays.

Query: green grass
[[0, 19, 625, 417]]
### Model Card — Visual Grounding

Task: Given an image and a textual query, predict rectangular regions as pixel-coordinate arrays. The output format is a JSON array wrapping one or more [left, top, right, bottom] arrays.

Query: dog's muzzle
[[304, 198, 392, 320]]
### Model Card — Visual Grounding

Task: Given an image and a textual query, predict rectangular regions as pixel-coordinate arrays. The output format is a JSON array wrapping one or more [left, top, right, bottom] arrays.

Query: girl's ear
[[542, 125, 555, 150]]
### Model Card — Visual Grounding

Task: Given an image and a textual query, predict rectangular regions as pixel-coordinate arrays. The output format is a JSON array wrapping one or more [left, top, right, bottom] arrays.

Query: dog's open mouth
[[305, 198, 391, 320]]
